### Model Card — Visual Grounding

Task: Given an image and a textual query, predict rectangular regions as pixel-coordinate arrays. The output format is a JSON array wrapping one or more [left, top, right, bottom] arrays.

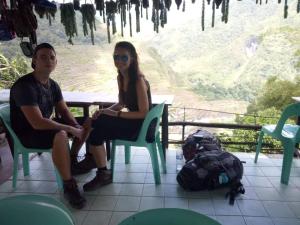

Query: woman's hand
[[68, 126, 84, 140], [92, 110, 101, 119], [101, 108, 118, 117]]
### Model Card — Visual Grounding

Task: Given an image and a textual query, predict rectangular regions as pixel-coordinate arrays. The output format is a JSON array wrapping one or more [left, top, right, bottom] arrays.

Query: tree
[[0, 54, 29, 89], [247, 76, 300, 113], [220, 107, 284, 152]]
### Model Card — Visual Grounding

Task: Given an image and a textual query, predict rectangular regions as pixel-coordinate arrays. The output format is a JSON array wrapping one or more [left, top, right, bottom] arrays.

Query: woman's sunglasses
[[113, 54, 129, 63]]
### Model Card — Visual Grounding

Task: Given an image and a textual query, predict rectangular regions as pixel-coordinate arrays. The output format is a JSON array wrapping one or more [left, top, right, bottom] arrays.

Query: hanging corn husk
[[142, 0, 149, 19], [297, 0, 300, 13], [211, 0, 215, 27], [119, 0, 127, 36], [152, 0, 160, 32], [131, 0, 141, 33], [201, 0, 205, 31], [160, 5, 167, 27], [221, 0, 225, 21], [80, 4, 96, 45], [284, 0, 288, 18], [95, 0, 106, 22], [165, 0, 172, 10], [224, 0, 229, 23], [60, 3, 77, 45], [175, 0, 182, 9], [73, 0, 80, 10], [35, 4, 57, 26], [105, 0, 117, 43], [215, 0, 222, 8]]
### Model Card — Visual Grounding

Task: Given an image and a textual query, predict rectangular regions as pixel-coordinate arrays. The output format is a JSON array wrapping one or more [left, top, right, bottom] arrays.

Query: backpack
[[182, 129, 222, 162], [177, 149, 245, 205]]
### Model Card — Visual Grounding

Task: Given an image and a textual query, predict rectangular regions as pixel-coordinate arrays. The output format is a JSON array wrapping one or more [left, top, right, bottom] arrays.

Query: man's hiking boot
[[71, 154, 97, 175], [63, 178, 86, 209], [83, 170, 112, 192]]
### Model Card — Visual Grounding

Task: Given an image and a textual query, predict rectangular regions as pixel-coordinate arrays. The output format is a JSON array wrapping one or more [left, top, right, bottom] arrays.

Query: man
[[10, 43, 86, 209]]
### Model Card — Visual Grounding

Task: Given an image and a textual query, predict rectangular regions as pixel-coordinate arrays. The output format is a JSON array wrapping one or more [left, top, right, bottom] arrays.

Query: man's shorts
[[18, 129, 60, 149], [17, 116, 86, 149]]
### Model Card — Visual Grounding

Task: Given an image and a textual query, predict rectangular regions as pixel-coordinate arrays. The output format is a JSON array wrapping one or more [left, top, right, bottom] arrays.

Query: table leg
[[161, 105, 168, 158], [83, 106, 90, 153]]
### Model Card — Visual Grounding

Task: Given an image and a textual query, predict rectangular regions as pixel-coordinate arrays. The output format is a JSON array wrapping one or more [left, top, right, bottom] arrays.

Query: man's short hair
[[31, 43, 56, 69]]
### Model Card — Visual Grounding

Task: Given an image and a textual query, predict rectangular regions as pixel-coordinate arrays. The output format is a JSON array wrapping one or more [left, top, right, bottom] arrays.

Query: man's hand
[[92, 110, 101, 120], [68, 126, 84, 140]]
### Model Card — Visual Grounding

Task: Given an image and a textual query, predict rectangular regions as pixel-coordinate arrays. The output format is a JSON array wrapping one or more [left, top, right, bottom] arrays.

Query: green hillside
[[0, 1, 299, 116]]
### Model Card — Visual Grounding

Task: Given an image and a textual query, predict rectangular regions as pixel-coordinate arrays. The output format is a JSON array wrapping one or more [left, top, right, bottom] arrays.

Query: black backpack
[[182, 129, 222, 162], [177, 149, 245, 205]]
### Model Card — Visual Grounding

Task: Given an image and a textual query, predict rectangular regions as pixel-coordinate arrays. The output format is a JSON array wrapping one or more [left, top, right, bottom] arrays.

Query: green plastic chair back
[[254, 102, 300, 184], [111, 103, 167, 184], [0, 103, 62, 189], [118, 208, 221, 225], [0, 194, 75, 225]]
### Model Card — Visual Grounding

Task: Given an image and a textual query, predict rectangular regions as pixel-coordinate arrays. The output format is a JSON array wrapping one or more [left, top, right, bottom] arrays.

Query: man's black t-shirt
[[10, 73, 63, 136]]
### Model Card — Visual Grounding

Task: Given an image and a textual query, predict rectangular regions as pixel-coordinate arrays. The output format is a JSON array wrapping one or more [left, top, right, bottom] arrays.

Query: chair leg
[[254, 131, 264, 163], [54, 167, 63, 190], [281, 142, 295, 185], [110, 141, 116, 180], [156, 135, 166, 174], [148, 143, 161, 184], [125, 145, 130, 164], [22, 153, 30, 176], [12, 153, 19, 189]]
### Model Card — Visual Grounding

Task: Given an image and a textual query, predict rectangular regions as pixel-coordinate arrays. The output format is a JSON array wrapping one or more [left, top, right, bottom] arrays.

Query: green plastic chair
[[254, 102, 300, 184], [110, 103, 167, 184], [0, 103, 63, 189], [118, 208, 221, 225], [0, 194, 75, 225]]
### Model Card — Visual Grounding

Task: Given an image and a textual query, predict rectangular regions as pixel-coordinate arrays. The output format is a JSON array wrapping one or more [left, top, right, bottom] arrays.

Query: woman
[[81, 41, 152, 192]]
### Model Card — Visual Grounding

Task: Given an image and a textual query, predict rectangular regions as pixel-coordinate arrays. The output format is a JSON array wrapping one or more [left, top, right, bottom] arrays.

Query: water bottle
[[218, 172, 229, 184], [176, 149, 184, 172]]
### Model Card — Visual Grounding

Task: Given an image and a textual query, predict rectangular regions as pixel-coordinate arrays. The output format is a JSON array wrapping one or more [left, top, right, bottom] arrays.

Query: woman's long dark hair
[[115, 41, 140, 85]]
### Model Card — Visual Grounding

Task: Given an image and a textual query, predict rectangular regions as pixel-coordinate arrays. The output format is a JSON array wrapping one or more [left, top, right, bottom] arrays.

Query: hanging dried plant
[[224, 0, 229, 23], [215, 0, 222, 9], [284, 0, 288, 18], [95, 0, 106, 22], [207, 0, 210, 4], [60, 3, 77, 45], [142, 0, 149, 19], [297, 0, 300, 13], [182, 0, 185, 12], [201, 0, 205, 31], [175, 0, 182, 10], [105, 0, 117, 42], [153, 0, 160, 10], [160, 5, 167, 27], [221, 0, 225, 21], [131, 0, 141, 33], [278, 0, 281, 3], [73, 0, 80, 10], [81, 4, 96, 45], [129, 9, 133, 36], [165, 0, 172, 10], [35, 4, 57, 26], [212, 0, 215, 27]]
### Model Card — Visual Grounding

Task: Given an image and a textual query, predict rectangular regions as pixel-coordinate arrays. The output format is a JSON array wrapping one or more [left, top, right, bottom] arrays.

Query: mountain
[[0, 1, 299, 115]]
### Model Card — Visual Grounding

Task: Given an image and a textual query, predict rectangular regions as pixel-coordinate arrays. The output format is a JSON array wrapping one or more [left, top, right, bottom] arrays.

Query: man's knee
[[54, 130, 68, 141]]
